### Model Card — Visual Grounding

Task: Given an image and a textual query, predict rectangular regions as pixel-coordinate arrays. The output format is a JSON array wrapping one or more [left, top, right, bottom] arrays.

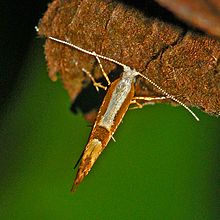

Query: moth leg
[[130, 96, 168, 109], [82, 68, 107, 92], [111, 135, 116, 142], [93, 53, 111, 86]]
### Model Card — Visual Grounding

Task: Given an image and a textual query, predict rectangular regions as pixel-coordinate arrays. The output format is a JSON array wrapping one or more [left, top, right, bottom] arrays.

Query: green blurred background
[[1, 1, 219, 219]]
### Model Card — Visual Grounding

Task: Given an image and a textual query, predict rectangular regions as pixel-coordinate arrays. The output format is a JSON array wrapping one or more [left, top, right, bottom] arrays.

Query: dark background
[[0, 1, 49, 112], [0, 1, 219, 219]]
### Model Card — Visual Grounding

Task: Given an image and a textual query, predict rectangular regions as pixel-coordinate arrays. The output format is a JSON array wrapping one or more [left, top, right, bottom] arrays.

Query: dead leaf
[[38, 0, 220, 116]]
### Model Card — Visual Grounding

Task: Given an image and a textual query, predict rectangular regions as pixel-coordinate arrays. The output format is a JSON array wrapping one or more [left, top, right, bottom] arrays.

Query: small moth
[[48, 36, 199, 191]]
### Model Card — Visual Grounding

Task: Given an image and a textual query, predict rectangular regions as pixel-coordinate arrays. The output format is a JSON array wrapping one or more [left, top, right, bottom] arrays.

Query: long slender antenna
[[137, 72, 199, 121], [49, 36, 125, 67], [48, 36, 199, 121]]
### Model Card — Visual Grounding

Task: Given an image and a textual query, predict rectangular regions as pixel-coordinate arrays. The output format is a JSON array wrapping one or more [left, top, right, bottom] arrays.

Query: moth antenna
[[48, 36, 125, 67], [137, 72, 200, 121], [35, 26, 39, 32], [47, 36, 199, 121]]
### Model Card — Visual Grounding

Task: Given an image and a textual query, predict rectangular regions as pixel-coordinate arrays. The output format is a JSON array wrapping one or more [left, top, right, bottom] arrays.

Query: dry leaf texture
[[38, 0, 220, 116]]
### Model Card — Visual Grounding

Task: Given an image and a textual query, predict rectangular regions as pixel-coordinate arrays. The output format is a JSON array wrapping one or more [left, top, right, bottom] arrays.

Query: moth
[[48, 36, 199, 191]]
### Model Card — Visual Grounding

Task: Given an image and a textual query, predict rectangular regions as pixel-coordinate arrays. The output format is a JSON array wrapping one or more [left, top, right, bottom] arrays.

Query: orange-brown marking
[[71, 77, 135, 191]]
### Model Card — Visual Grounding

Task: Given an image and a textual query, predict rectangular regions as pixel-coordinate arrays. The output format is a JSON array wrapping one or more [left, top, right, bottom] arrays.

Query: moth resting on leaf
[[48, 36, 199, 192]]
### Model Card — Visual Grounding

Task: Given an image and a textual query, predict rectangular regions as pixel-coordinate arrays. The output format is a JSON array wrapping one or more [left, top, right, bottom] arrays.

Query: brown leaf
[[38, 0, 220, 116], [155, 0, 220, 38]]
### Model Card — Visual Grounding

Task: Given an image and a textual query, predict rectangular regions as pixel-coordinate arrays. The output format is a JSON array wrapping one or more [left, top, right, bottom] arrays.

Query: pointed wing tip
[[70, 175, 84, 193], [70, 184, 77, 193]]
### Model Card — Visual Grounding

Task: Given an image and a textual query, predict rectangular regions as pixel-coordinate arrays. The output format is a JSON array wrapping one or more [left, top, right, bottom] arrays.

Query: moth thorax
[[122, 66, 138, 78]]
